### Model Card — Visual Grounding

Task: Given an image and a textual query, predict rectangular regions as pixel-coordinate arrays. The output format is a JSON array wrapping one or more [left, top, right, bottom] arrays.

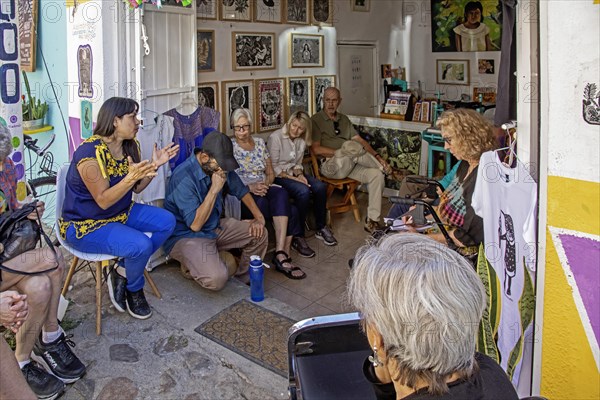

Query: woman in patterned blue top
[[61, 97, 179, 319]]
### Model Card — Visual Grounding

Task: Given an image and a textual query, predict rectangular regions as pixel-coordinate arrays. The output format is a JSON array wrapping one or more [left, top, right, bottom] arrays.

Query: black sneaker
[[291, 237, 316, 258], [106, 266, 127, 313], [31, 332, 86, 384], [21, 362, 65, 400], [126, 289, 152, 319], [315, 226, 338, 246]]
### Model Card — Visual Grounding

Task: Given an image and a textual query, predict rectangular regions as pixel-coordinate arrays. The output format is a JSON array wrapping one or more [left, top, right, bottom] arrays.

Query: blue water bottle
[[249, 255, 265, 302]]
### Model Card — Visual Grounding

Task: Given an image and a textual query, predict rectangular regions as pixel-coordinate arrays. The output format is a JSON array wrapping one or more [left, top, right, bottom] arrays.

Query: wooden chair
[[56, 165, 161, 335], [309, 150, 361, 224]]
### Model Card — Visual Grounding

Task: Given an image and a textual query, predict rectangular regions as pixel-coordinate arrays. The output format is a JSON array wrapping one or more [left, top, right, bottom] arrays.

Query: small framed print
[[196, 0, 217, 20], [412, 102, 422, 121], [420, 101, 430, 122], [232, 32, 276, 71], [198, 81, 219, 110], [289, 33, 323, 68], [222, 80, 255, 136], [313, 75, 335, 113], [287, 76, 313, 116], [256, 78, 286, 132], [254, 0, 282, 23], [436, 59, 470, 85], [478, 58, 495, 74], [197, 29, 215, 72], [351, 0, 369, 12], [220, 0, 251, 21], [312, 0, 332, 25], [285, 0, 309, 24]]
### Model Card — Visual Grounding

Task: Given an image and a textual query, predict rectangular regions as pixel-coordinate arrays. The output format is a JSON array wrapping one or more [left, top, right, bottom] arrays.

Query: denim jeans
[[275, 175, 328, 234], [241, 185, 302, 237], [65, 203, 176, 291]]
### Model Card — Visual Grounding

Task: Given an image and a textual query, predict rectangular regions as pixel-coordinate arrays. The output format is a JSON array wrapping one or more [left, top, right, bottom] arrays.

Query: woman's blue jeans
[[65, 203, 176, 291], [275, 175, 328, 234]]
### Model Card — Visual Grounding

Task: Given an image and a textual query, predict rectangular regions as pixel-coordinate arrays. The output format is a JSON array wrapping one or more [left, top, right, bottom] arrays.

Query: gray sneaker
[[315, 226, 337, 246], [292, 237, 316, 258]]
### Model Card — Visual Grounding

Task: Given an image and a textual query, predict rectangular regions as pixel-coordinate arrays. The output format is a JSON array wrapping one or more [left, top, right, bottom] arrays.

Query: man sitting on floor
[[311, 87, 391, 233], [164, 131, 268, 291]]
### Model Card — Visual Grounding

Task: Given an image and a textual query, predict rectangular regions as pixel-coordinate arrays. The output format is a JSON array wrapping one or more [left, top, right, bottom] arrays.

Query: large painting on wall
[[430, 0, 502, 52]]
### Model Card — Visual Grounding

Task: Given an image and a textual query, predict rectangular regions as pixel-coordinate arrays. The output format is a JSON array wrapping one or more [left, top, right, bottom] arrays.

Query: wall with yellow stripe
[[541, 176, 599, 399]]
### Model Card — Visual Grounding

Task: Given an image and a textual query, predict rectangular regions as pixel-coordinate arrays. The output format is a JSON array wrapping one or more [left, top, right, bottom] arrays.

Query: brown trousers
[[169, 218, 268, 291]]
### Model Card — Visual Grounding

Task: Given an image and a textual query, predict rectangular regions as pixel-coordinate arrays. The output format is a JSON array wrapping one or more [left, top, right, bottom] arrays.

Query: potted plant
[[21, 71, 48, 130]]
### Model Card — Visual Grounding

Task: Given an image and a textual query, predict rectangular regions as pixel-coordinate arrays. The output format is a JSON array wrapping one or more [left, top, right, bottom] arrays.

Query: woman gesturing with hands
[[60, 97, 177, 320]]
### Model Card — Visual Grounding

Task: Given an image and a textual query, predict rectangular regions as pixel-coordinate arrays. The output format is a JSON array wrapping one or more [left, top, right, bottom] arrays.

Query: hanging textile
[[471, 150, 537, 387], [494, 0, 518, 126], [135, 114, 175, 203], [164, 106, 220, 169]]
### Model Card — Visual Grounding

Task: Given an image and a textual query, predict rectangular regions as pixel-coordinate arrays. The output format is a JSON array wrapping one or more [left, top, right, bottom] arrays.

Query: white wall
[[544, 1, 600, 183], [195, 19, 338, 99]]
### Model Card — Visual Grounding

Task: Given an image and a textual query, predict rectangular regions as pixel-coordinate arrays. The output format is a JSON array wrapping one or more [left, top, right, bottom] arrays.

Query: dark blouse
[[59, 135, 134, 239], [363, 352, 518, 400]]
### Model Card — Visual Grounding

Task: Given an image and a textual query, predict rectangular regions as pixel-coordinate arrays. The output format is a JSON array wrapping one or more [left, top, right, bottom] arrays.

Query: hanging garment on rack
[[135, 114, 175, 203], [471, 150, 537, 388], [164, 106, 220, 169]]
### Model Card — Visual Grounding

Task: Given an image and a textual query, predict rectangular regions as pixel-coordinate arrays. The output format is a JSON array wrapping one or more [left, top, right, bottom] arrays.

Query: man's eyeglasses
[[442, 136, 453, 145], [233, 124, 251, 132], [333, 121, 341, 136]]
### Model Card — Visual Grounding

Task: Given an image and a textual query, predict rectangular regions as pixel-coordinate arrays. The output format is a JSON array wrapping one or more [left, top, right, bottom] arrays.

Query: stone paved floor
[[57, 192, 388, 399]]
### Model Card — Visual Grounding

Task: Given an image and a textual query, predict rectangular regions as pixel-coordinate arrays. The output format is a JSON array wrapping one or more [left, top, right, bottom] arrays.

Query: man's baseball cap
[[201, 130, 239, 171]]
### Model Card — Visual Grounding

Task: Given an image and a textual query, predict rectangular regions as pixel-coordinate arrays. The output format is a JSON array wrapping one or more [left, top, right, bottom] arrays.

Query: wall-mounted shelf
[[23, 125, 53, 135]]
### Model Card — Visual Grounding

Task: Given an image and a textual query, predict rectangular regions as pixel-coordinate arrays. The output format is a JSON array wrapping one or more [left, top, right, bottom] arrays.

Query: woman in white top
[[267, 112, 338, 250], [453, 1, 492, 51]]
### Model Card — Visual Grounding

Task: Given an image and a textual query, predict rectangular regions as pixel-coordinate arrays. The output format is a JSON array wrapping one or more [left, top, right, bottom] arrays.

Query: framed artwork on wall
[[232, 32, 275, 71], [313, 75, 335, 113], [254, 0, 282, 23], [352, 0, 369, 12], [198, 81, 219, 110], [287, 76, 313, 116], [256, 78, 286, 132], [220, 0, 251, 21], [222, 80, 255, 136], [285, 0, 309, 24], [289, 33, 323, 68], [478, 58, 495, 74], [196, 0, 217, 20], [312, 0, 332, 25], [197, 29, 215, 72], [436, 59, 470, 85], [430, 0, 502, 52]]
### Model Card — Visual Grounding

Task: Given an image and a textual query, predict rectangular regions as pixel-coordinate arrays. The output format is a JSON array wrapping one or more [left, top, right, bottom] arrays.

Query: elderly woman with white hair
[[230, 108, 306, 279], [348, 234, 518, 399]]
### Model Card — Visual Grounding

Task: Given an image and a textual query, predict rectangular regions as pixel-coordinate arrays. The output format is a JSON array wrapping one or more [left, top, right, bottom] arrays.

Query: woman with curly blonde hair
[[402, 108, 496, 252]]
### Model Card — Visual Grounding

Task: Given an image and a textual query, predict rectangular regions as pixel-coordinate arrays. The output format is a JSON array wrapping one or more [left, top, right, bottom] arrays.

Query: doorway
[[337, 41, 379, 117]]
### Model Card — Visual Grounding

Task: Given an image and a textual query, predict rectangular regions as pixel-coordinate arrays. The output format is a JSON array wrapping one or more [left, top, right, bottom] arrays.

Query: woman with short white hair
[[348, 234, 518, 399]]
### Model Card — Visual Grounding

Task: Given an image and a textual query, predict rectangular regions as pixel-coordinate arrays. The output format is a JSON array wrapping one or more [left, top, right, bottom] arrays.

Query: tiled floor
[[263, 191, 391, 318]]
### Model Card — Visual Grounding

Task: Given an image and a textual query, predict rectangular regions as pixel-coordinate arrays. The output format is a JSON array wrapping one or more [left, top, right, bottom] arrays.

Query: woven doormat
[[194, 299, 295, 377]]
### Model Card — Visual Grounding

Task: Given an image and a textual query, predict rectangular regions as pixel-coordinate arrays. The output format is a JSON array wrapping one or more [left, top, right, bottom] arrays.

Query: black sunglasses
[[333, 120, 341, 135]]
